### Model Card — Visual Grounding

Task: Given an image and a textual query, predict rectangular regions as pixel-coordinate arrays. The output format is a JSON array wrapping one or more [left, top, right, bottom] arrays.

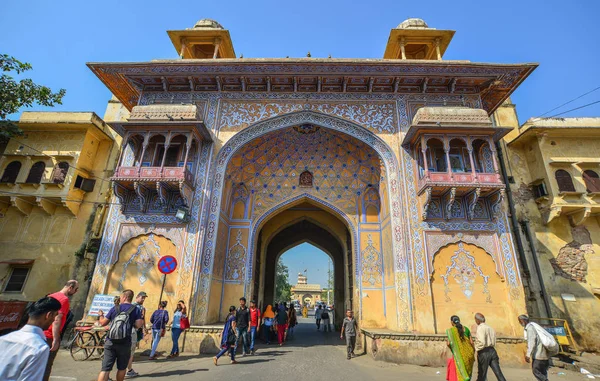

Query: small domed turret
[[397, 18, 429, 29], [193, 19, 224, 30]]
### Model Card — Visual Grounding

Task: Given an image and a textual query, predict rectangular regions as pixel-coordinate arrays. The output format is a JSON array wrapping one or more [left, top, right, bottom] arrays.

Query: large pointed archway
[[194, 110, 411, 332], [256, 200, 351, 329]]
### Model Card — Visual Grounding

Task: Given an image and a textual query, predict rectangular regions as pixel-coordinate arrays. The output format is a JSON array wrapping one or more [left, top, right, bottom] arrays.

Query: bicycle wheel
[[94, 332, 105, 358], [70, 331, 97, 361]]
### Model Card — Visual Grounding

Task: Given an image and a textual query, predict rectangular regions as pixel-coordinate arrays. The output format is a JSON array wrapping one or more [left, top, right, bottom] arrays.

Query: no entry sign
[[158, 255, 177, 274]]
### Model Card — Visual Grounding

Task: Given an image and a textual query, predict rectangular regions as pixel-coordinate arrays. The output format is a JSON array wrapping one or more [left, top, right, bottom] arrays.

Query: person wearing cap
[[125, 292, 147, 379]]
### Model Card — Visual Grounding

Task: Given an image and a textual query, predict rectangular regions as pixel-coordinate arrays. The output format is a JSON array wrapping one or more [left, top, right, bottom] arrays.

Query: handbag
[[180, 314, 190, 330]]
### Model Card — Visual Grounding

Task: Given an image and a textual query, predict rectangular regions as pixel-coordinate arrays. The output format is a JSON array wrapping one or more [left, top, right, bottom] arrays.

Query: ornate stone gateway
[[87, 18, 536, 342]]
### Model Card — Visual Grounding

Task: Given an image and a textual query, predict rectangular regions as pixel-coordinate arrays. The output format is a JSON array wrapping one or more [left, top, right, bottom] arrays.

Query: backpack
[[529, 322, 560, 356], [321, 310, 330, 320], [108, 305, 136, 341]]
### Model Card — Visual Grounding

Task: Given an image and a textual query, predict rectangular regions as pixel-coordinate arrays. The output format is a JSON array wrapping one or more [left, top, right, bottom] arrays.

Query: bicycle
[[68, 324, 108, 361]]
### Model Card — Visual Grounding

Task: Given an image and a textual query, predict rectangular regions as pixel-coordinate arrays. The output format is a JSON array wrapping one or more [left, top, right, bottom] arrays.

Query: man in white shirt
[[473, 313, 506, 381], [0, 296, 62, 381], [315, 305, 323, 331]]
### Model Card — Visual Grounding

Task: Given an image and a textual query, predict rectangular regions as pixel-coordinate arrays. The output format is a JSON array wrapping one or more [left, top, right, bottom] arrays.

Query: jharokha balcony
[[403, 107, 511, 220], [111, 104, 213, 213]]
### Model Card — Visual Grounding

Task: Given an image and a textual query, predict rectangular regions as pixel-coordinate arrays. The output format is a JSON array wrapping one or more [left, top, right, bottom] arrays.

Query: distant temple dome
[[397, 18, 429, 29], [193, 19, 224, 29]]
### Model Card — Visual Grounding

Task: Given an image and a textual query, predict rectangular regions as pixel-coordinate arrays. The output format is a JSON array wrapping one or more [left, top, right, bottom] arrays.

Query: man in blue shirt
[[96, 290, 143, 381]]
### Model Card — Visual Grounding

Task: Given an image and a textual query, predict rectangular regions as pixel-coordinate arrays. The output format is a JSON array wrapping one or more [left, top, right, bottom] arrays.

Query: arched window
[[0, 161, 21, 183], [426, 138, 446, 172], [448, 138, 470, 173], [51, 162, 69, 184], [555, 170, 575, 192], [25, 161, 46, 183], [583, 170, 600, 193], [299, 171, 313, 187]]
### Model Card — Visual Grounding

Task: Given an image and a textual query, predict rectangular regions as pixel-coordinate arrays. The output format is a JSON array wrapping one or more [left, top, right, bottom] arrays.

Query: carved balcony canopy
[[405, 107, 511, 221], [111, 105, 206, 213], [110, 104, 214, 142]]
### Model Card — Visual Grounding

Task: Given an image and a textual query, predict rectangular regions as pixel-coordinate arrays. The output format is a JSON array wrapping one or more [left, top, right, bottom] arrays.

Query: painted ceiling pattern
[[225, 126, 384, 219]]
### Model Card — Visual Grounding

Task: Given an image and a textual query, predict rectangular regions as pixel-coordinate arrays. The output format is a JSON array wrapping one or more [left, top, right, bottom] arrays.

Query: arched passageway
[[258, 215, 349, 328]]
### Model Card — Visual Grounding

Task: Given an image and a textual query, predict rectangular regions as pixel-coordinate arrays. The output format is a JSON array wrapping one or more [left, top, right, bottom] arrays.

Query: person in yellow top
[[302, 305, 308, 318]]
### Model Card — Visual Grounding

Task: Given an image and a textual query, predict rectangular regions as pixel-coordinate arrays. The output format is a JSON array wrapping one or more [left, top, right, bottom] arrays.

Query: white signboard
[[88, 294, 115, 316]]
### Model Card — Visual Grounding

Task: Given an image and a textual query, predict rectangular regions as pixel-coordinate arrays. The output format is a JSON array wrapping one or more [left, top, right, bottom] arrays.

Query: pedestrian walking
[[340, 309, 359, 360], [315, 305, 323, 330], [43, 279, 79, 381], [275, 304, 288, 346], [95, 290, 143, 381], [302, 305, 308, 318], [446, 315, 475, 381], [0, 296, 61, 381], [125, 291, 147, 379], [519, 314, 554, 381], [248, 300, 261, 355], [213, 306, 238, 365], [235, 297, 250, 356], [148, 301, 169, 360], [287, 304, 297, 338], [262, 304, 275, 344], [473, 313, 506, 381], [168, 300, 187, 358], [321, 306, 331, 332]]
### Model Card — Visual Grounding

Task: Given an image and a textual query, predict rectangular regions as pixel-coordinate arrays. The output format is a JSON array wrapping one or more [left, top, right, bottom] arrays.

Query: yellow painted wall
[[0, 113, 120, 318], [496, 101, 600, 351]]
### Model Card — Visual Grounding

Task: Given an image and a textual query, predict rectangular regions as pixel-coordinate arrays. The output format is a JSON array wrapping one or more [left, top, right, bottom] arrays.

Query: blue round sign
[[158, 255, 177, 275]]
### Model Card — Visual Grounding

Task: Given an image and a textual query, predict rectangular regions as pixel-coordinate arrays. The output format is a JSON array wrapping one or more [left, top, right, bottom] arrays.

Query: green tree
[[320, 264, 334, 303], [0, 54, 66, 141], [274, 259, 292, 302]]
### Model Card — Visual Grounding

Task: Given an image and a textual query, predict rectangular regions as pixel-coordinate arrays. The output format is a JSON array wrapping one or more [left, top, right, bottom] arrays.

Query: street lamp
[[175, 206, 190, 223]]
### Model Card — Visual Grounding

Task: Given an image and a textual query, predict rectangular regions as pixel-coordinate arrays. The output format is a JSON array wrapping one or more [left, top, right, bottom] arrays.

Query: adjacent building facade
[[84, 17, 537, 353], [498, 114, 600, 352], [290, 273, 322, 307], [0, 112, 120, 319]]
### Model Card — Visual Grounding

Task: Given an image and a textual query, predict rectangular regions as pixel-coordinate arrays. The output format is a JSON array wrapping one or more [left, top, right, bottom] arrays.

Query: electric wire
[[546, 100, 600, 118], [535, 85, 600, 118]]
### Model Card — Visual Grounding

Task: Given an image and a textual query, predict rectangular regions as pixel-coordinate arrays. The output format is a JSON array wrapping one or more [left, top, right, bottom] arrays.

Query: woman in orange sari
[[446, 315, 475, 381]]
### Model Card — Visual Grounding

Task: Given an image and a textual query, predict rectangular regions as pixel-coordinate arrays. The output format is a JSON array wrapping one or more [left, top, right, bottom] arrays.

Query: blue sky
[[280, 243, 332, 289], [2, 0, 599, 122]]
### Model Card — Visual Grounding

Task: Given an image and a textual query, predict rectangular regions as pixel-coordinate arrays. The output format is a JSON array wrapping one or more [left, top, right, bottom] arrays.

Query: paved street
[[50, 316, 584, 381]]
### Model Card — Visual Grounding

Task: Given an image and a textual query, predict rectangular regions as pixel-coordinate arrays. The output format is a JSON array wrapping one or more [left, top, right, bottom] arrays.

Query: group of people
[[314, 304, 333, 332], [213, 298, 301, 365], [445, 313, 555, 381], [0, 279, 192, 381]]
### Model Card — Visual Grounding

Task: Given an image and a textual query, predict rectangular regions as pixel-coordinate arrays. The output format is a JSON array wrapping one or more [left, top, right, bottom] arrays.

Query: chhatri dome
[[192, 18, 224, 30], [397, 18, 429, 29]]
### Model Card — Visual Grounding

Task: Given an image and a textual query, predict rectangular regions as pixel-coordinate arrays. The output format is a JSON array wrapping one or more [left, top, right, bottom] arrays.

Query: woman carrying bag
[[168, 300, 188, 358], [149, 301, 169, 360], [213, 306, 238, 365]]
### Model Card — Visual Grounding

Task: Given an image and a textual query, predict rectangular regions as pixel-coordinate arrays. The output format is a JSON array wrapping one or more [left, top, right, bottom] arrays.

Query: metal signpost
[[157, 255, 178, 304]]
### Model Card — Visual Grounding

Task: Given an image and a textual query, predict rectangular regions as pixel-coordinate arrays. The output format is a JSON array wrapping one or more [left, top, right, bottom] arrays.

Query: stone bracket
[[113, 183, 129, 211], [466, 188, 481, 220], [421, 187, 432, 220], [156, 181, 169, 206], [10, 196, 34, 216], [179, 181, 193, 207], [443, 187, 456, 220], [490, 189, 506, 219], [36, 197, 57, 216], [568, 207, 592, 226], [61, 197, 81, 217], [133, 181, 150, 212], [0, 199, 10, 217]]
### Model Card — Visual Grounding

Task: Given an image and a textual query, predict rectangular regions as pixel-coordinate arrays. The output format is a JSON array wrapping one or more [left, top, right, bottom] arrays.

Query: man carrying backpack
[[95, 290, 143, 381], [321, 307, 331, 332], [518, 314, 558, 381]]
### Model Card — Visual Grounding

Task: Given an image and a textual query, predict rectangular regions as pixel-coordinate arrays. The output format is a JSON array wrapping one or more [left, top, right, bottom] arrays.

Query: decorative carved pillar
[[466, 137, 477, 181], [443, 136, 452, 179], [160, 132, 173, 169], [213, 38, 222, 59], [420, 135, 429, 178], [138, 132, 150, 169], [434, 38, 442, 60], [179, 39, 187, 58], [488, 137, 500, 174], [182, 134, 193, 171], [399, 37, 406, 60], [116, 131, 130, 168]]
